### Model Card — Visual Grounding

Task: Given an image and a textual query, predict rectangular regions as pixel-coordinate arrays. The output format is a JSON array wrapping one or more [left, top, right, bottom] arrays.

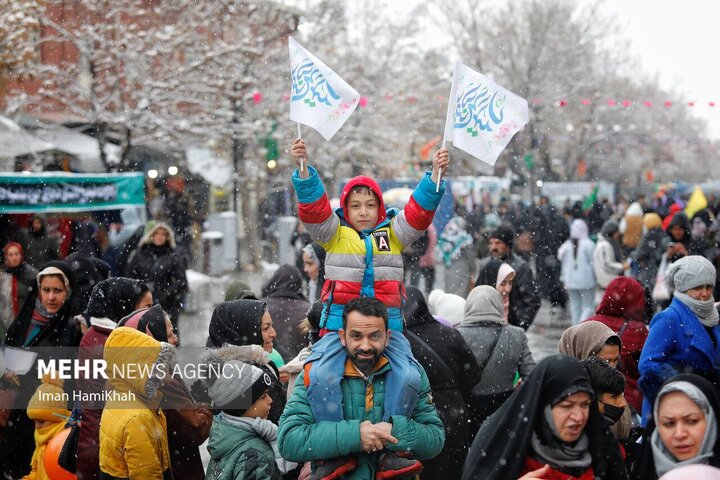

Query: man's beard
[[349, 348, 380, 376]]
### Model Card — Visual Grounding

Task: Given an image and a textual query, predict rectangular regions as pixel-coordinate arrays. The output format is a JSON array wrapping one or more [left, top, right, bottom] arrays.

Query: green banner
[[0, 172, 145, 213]]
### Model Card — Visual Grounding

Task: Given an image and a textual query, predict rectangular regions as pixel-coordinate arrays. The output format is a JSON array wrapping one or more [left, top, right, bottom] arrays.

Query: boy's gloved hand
[[432, 147, 449, 183]]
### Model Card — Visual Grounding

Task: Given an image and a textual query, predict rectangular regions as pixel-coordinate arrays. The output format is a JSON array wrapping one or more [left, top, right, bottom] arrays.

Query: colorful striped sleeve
[[292, 166, 339, 244], [392, 172, 445, 247]]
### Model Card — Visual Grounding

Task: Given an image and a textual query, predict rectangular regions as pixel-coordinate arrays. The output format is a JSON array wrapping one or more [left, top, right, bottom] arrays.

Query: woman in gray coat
[[457, 285, 536, 433]]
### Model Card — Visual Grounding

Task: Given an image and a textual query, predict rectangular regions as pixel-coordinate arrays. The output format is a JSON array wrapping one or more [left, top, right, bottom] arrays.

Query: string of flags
[[249, 90, 719, 109]]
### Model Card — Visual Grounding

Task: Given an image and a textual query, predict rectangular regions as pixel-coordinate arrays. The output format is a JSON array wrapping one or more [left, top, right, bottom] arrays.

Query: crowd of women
[[2, 192, 720, 479]]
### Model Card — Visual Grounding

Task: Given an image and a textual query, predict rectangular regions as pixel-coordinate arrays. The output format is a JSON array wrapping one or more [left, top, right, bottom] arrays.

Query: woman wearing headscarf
[[302, 242, 326, 303], [594, 220, 628, 303], [125, 222, 188, 337], [120, 306, 212, 480], [475, 257, 516, 323], [437, 216, 476, 297], [585, 277, 649, 413], [458, 285, 535, 431], [403, 286, 481, 478], [75, 277, 153, 480], [559, 320, 635, 448], [260, 264, 310, 361], [631, 374, 720, 479], [1, 261, 81, 478], [557, 219, 596, 325], [1, 242, 38, 329], [462, 354, 627, 480], [205, 299, 286, 424], [639, 255, 720, 424]]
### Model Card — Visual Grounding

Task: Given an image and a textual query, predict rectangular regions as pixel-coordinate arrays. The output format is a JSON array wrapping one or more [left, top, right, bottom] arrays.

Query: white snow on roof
[[185, 146, 233, 187], [0, 115, 54, 158], [33, 126, 120, 172]]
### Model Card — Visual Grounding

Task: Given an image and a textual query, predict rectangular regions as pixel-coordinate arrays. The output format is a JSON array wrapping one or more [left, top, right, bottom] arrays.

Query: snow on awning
[[185, 147, 233, 187], [32, 126, 120, 172], [0, 115, 54, 158]]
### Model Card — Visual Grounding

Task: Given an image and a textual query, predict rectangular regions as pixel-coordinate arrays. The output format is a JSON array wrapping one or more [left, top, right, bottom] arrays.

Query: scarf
[[30, 421, 67, 479], [674, 292, 720, 327], [220, 413, 298, 474], [530, 405, 593, 475], [26, 298, 58, 346], [650, 381, 718, 477], [437, 217, 473, 267]]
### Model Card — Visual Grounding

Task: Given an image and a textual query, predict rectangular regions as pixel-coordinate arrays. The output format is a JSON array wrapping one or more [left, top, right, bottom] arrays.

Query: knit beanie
[[27, 375, 71, 423], [665, 255, 716, 293], [489, 224, 515, 248], [428, 289, 466, 326], [200, 351, 272, 413]]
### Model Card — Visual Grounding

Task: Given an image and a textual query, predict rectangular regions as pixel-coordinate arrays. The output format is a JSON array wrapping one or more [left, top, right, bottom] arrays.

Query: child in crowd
[[203, 352, 296, 479], [290, 139, 448, 478], [24, 375, 71, 480]]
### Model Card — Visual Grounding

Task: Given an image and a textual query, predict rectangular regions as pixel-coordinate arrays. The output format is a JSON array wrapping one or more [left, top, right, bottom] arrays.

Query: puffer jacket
[[292, 167, 445, 331], [205, 413, 281, 480], [278, 357, 444, 479], [99, 327, 174, 480]]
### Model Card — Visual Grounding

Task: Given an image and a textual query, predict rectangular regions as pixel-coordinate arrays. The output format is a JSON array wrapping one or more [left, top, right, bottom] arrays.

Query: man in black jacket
[[477, 224, 540, 330]]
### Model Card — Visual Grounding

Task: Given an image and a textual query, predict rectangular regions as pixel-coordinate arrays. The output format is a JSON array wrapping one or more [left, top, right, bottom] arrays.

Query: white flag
[[289, 36, 360, 141], [444, 61, 529, 166]]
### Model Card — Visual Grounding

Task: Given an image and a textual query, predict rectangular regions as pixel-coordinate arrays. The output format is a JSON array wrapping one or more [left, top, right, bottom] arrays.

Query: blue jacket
[[638, 297, 720, 422]]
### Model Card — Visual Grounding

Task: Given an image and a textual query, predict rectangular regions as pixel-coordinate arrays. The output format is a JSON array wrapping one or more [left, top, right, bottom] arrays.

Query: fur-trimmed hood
[[138, 221, 176, 249]]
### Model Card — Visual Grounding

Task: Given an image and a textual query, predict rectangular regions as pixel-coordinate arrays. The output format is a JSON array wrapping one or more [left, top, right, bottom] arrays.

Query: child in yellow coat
[[24, 375, 71, 480]]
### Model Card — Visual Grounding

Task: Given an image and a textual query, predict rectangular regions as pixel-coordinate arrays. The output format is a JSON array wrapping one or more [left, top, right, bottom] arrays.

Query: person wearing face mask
[[584, 357, 628, 427], [475, 257, 516, 323], [639, 256, 720, 425], [462, 354, 627, 480], [631, 374, 720, 479]]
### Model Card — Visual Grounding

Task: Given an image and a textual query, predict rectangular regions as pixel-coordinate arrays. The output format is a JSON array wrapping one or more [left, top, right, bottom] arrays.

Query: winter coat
[[638, 296, 720, 422], [585, 277, 649, 413], [24, 217, 59, 269], [1, 260, 37, 320], [593, 234, 624, 288], [633, 227, 670, 290], [480, 252, 540, 329], [125, 223, 187, 319], [621, 202, 645, 249], [64, 252, 111, 318], [205, 300, 287, 424], [292, 167, 445, 331], [277, 357, 444, 480], [259, 264, 310, 360], [521, 456, 595, 480], [1, 261, 80, 478], [403, 286, 481, 479], [205, 413, 281, 480], [99, 327, 173, 480], [558, 236, 596, 291]]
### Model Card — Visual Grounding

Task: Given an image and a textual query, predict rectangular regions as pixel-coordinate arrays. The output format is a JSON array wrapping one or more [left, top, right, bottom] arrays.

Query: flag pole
[[297, 124, 303, 172], [438, 66, 456, 193]]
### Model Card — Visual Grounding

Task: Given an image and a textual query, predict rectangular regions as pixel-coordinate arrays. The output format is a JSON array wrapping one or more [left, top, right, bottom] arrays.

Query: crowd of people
[[2, 146, 720, 480]]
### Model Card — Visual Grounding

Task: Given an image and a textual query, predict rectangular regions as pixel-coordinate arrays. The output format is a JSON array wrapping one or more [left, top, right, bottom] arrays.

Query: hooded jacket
[[259, 264, 310, 360], [462, 354, 627, 480], [206, 300, 287, 424], [99, 327, 174, 480], [24, 216, 59, 270], [403, 286, 481, 479], [125, 222, 187, 318], [557, 220, 596, 290], [585, 277, 649, 413], [292, 166, 445, 331]]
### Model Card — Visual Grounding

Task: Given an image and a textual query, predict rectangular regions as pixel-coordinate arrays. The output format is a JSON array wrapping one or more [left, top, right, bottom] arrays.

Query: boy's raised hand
[[292, 138, 309, 178], [431, 147, 449, 183]]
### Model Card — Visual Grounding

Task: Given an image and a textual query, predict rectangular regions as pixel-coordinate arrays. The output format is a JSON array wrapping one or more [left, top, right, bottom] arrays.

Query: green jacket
[[206, 413, 281, 480], [277, 357, 445, 479]]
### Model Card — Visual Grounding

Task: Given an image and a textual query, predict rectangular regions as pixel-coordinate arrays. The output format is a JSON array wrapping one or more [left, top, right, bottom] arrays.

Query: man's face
[[345, 190, 379, 232], [339, 310, 389, 376], [32, 218, 43, 232], [489, 238, 510, 258]]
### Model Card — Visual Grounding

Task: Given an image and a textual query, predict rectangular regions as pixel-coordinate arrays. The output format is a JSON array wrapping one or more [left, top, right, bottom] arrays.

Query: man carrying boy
[[278, 297, 445, 479]]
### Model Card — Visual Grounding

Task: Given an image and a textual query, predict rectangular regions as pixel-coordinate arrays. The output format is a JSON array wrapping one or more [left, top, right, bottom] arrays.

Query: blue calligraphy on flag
[[291, 59, 341, 108], [454, 82, 506, 137]]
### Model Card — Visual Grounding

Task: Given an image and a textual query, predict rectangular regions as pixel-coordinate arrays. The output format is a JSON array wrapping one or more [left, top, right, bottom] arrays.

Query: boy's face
[[345, 190, 379, 231], [243, 392, 272, 419]]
